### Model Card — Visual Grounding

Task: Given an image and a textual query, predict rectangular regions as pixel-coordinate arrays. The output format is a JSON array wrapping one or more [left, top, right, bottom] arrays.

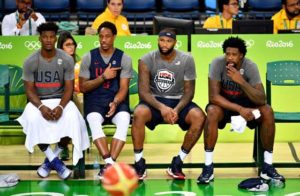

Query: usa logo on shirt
[[154, 69, 175, 93]]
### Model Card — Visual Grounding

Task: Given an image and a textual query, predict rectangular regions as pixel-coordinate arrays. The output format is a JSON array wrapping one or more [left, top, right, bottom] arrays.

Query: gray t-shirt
[[23, 49, 74, 99], [141, 49, 196, 99], [79, 51, 133, 79], [209, 56, 261, 99]]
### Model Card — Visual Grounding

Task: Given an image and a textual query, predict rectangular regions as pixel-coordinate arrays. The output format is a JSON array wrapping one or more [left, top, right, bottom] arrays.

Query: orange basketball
[[102, 163, 138, 196]]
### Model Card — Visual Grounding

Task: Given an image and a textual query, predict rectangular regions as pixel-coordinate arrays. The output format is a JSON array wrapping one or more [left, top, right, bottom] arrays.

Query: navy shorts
[[206, 98, 258, 130], [86, 102, 130, 123], [139, 97, 200, 131]]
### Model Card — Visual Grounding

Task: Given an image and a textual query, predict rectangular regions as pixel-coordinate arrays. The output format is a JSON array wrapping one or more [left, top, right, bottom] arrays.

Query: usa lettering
[[35, 71, 60, 82]]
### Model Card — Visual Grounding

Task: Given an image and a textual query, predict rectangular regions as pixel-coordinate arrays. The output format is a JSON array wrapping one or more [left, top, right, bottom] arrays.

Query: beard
[[285, 8, 300, 18], [158, 45, 174, 55], [17, 8, 25, 13]]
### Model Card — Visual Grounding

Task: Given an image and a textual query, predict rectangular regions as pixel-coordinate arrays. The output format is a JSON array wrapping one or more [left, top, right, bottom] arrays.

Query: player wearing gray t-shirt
[[132, 29, 206, 180], [17, 23, 89, 180], [23, 48, 74, 99], [198, 36, 284, 184]]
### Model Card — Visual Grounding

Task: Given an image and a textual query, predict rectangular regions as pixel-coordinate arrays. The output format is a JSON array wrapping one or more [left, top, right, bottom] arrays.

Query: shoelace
[[203, 166, 212, 177], [267, 165, 278, 176]]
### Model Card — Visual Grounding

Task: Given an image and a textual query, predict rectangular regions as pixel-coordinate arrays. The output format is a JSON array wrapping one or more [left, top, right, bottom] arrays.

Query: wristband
[[113, 98, 119, 106], [38, 104, 44, 110], [58, 105, 64, 110], [101, 74, 106, 81], [113, 100, 118, 107]]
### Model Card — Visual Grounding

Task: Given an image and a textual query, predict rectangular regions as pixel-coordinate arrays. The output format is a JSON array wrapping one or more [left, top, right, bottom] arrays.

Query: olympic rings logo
[[24, 41, 41, 50], [245, 39, 255, 48], [175, 41, 182, 49], [94, 41, 100, 48]]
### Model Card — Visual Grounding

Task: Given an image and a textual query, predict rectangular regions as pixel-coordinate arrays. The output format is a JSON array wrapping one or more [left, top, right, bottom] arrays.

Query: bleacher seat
[[76, 0, 105, 25], [204, 0, 217, 16], [122, 0, 156, 21], [247, 0, 281, 19], [161, 0, 200, 20], [33, 0, 70, 21], [4, 0, 17, 15], [0, 2, 3, 25], [122, 0, 156, 34]]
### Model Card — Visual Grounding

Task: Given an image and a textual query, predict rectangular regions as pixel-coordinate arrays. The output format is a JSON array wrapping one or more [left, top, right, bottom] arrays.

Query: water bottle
[[93, 155, 100, 180]]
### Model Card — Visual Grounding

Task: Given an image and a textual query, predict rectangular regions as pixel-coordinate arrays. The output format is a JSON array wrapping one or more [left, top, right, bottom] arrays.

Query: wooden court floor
[[0, 143, 299, 180]]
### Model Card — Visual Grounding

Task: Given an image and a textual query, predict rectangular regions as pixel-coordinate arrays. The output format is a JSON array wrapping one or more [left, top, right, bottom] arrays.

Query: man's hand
[[106, 101, 117, 118], [102, 63, 121, 80], [161, 105, 178, 124], [226, 63, 244, 84], [39, 105, 55, 121], [17, 13, 27, 29], [51, 106, 63, 121], [239, 107, 255, 121]]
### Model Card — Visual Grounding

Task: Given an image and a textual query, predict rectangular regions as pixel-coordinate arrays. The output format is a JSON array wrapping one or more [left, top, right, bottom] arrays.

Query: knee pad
[[86, 112, 105, 141], [112, 112, 130, 141]]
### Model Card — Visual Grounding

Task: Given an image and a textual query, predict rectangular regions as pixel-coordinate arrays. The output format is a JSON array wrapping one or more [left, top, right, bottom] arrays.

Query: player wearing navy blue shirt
[[79, 22, 133, 179]]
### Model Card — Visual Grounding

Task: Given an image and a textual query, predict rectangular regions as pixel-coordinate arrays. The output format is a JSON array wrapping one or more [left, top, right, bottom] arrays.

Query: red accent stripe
[[222, 89, 242, 96], [35, 83, 61, 88]]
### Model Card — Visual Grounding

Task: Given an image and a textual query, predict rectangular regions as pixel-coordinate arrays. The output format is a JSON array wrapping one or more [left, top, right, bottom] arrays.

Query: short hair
[[282, 0, 287, 5], [159, 28, 177, 35], [107, 0, 124, 4], [57, 31, 77, 49], [37, 22, 59, 35], [218, 0, 230, 12], [97, 21, 117, 35], [222, 36, 247, 56]]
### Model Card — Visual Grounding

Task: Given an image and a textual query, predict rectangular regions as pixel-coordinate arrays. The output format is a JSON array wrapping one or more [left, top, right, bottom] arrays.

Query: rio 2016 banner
[[192, 34, 300, 142]]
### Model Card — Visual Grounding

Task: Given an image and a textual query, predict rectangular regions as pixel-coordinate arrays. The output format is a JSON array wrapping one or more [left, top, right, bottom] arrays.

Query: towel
[[0, 174, 20, 188], [231, 109, 261, 133], [231, 115, 247, 133], [17, 99, 90, 165]]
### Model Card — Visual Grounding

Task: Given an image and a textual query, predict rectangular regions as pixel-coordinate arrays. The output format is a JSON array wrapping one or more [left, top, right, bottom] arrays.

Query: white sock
[[178, 149, 188, 161], [104, 157, 115, 165], [43, 146, 56, 162], [134, 151, 143, 162], [205, 151, 213, 166], [264, 151, 273, 165], [53, 145, 64, 157]]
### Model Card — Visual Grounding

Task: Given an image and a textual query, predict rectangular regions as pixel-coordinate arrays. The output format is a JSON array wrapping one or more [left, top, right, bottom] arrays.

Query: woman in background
[[86, 0, 131, 35], [57, 31, 82, 160]]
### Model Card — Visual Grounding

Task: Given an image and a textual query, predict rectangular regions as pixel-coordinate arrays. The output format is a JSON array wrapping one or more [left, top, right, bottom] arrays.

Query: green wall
[[0, 34, 299, 143]]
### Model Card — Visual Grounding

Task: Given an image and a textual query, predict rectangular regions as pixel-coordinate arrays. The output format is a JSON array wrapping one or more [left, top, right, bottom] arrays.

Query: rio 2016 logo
[[24, 41, 41, 50], [197, 39, 255, 49], [266, 40, 294, 48], [0, 42, 13, 49]]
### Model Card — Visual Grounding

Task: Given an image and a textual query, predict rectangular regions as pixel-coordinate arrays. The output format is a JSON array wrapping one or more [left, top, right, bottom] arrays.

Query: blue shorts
[[86, 102, 130, 123], [139, 97, 200, 131], [206, 97, 258, 130]]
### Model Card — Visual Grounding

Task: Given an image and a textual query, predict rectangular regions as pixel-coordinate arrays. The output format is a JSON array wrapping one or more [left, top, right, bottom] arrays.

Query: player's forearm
[[239, 81, 265, 106], [80, 76, 105, 93], [139, 90, 164, 111]]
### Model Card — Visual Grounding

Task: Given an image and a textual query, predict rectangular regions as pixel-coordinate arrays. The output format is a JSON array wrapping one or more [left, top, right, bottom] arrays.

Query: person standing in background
[[85, 0, 131, 36], [203, 0, 239, 29], [272, 0, 300, 33], [2, 0, 46, 36]]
